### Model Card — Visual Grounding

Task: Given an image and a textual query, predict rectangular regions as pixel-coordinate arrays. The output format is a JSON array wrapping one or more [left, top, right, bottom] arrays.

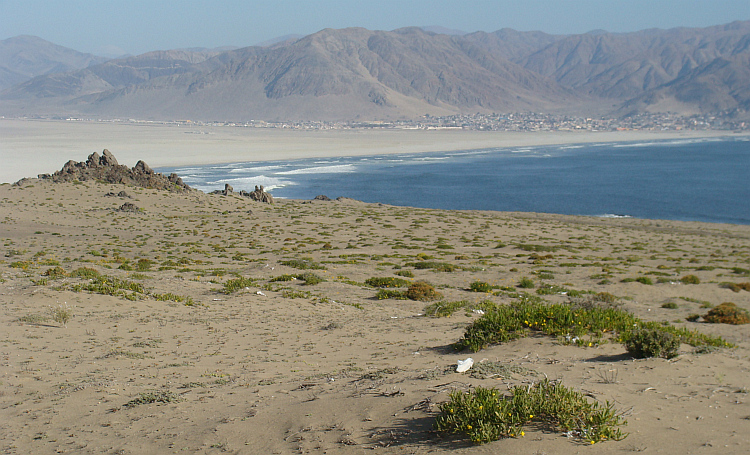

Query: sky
[[2, 0, 750, 56]]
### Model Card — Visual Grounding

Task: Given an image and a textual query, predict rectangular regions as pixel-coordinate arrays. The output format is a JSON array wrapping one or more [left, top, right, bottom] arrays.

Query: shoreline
[[1, 118, 746, 183]]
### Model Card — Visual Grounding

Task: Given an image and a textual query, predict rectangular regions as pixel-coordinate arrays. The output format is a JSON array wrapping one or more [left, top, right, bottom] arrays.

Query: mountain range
[[1, 21, 749, 122]]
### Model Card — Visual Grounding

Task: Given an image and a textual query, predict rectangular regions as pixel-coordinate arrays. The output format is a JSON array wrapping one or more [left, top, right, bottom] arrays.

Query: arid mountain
[[0, 35, 109, 90], [2, 21, 750, 121]]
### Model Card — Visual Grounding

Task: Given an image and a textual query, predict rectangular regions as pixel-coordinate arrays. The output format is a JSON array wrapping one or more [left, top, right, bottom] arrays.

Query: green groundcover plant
[[455, 294, 731, 354], [435, 379, 627, 444]]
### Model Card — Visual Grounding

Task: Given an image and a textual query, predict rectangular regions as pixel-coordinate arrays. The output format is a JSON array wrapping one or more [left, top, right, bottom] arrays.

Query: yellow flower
[[529, 415, 534, 419], [467, 425, 472, 430], [520, 431, 525, 437]]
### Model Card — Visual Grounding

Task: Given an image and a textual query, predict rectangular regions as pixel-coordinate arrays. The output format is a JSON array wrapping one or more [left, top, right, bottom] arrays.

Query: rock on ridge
[[39, 149, 192, 192]]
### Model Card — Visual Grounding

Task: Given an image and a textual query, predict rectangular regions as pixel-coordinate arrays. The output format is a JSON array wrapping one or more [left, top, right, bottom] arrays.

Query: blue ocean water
[[158, 136, 750, 225]]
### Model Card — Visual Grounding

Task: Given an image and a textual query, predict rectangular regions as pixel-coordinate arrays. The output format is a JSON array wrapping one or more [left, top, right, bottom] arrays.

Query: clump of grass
[[73, 276, 144, 298], [48, 303, 73, 327], [622, 327, 679, 359], [43, 267, 67, 278], [220, 277, 257, 294], [375, 289, 408, 300], [470, 281, 495, 293], [406, 282, 442, 301], [516, 244, 558, 252], [298, 272, 325, 285], [517, 277, 535, 289], [124, 390, 182, 408], [395, 270, 414, 278], [17, 313, 49, 324], [680, 275, 700, 285], [703, 302, 750, 325], [152, 293, 198, 306], [423, 300, 497, 318], [270, 274, 296, 282], [434, 379, 627, 445], [365, 277, 410, 288], [661, 302, 678, 309], [404, 261, 459, 272], [281, 258, 325, 270], [70, 267, 100, 279]]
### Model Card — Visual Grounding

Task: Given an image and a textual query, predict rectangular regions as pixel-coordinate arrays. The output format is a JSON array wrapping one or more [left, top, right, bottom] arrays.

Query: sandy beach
[[1, 173, 749, 454], [1, 118, 744, 184]]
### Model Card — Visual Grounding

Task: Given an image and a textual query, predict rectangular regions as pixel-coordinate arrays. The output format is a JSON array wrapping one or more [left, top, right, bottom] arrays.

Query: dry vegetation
[[1, 180, 749, 454]]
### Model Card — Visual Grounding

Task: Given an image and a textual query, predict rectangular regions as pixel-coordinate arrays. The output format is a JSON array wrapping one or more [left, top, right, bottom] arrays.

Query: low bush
[[434, 379, 627, 445], [43, 267, 67, 278], [622, 327, 679, 359], [404, 261, 459, 272], [405, 282, 442, 301], [470, 281, 494, 293], [518, 277, 535, 288], [365, 277, 410, 288], [298, 272, 325, 285], [394, 270, 414, 278], [375, 289, 408, 300], [455, 295, 730, 353], [680, 275, 700, 284], [703, 302, 750, 325], [661, 302, 678, 309], [281, 258, 325, 270]]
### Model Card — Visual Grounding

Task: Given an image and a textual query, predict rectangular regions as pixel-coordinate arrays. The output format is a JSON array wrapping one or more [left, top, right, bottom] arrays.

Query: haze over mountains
[[1, 21, 749, 122]]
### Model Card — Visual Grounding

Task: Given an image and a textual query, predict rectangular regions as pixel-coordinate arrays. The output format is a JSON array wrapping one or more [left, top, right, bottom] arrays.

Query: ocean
[[157, 136, 750, 225]]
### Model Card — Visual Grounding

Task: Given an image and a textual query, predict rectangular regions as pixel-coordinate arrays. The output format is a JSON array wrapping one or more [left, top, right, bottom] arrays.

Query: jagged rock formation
[[38, 149, 192, 192], [248, 185, 274, 204]]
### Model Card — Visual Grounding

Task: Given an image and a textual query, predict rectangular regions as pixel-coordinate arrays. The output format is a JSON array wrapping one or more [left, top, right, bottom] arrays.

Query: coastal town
[[40, 110, 748, 132]]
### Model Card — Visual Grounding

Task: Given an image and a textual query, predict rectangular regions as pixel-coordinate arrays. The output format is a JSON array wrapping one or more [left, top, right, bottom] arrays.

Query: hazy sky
[[3, 0, 750, 56]]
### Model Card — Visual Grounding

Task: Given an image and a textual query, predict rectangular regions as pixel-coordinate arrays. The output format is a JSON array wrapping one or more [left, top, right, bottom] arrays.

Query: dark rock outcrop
[[40, 150, 192, 192], [118, 202, 140, 212], [248, 185, 274, 204], [313, 195, 332, 201]]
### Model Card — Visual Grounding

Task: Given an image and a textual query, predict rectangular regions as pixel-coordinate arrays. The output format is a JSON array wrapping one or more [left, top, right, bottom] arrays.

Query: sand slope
[[1, 180, 749, 454]]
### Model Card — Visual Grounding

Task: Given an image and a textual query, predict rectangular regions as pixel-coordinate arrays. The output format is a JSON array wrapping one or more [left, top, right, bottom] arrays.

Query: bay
[[158, 136, 750, 225]]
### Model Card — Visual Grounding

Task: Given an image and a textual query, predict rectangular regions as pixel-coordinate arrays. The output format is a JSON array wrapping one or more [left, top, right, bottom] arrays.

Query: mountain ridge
[[2, 21, 749, 121]]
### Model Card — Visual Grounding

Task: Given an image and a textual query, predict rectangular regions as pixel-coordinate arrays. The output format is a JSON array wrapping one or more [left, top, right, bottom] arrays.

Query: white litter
[[256, 291, 266, 296], [456, 358, 474, 373], [472, 309, 485, 315]]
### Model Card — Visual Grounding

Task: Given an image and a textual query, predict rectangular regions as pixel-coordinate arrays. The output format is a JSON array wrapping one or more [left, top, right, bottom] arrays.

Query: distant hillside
[[0, 35, 108, 90], [2, 22, 750, 121]]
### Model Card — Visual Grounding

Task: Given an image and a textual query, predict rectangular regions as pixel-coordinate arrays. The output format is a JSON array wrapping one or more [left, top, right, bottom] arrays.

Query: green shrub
[[470, 281, 494, 293], [635, 277, 653, 285], [136, 259, 153, 271], [404, 261, 458, 272], [455, 296, 729, 353], [405, 282, 442, 301], [661, 302, 678, 309], [220, 277, 257, 294], [434, 379, 627, 445], [518, 277, 535, 289], [270, 274, 296, 282], [680, 275, 700, 285], [623, 327, 679, 359], [298, 272, 325, 285], [375, 289, 408, 300], [281, 258, 325, 270], [124, 390, 182, 407], [686, 314, 701, 322], [703, 302, 750, 325], [43, 266, 67, 278], [395, 270, 414, 278], [365, 277, 410, 288], [69, 267, 101, 279]]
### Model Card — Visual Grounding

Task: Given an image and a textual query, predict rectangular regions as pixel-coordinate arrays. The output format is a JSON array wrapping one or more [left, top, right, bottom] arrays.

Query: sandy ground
[[1, 118, 745, 184], [1, 178, 749, 454]]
